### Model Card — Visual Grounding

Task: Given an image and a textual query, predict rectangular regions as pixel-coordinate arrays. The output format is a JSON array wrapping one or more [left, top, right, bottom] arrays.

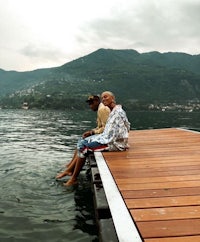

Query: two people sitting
[[56, 91, 130, 186]]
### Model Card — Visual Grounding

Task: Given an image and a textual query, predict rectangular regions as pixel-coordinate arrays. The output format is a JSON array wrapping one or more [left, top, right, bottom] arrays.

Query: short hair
[[101, 91, 115, 100], [86, 95, 100, 104]]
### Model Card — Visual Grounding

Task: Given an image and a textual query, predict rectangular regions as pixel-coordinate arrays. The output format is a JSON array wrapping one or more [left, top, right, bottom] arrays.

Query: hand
[[82, 130, 93, 139]]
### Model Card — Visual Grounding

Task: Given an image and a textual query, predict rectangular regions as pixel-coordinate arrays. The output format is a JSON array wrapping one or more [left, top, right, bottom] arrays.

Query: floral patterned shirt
[[92, 105, 130, 151]]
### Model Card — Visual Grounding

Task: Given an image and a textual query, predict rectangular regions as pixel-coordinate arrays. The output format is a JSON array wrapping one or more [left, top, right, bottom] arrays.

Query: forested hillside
[[0, 48, 200, 110]]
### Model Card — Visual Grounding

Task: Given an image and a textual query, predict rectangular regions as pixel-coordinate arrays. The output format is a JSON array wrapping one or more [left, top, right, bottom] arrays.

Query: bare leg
[[56, 149, 78, 179], [66, 149, 78, 167], [64, 157, 86, 186], [56, 154, 79, 179], [66, 157, 77, 173]]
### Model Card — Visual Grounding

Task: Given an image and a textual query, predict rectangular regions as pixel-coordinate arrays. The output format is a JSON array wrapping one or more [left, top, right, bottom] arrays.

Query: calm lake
[[0, 109, 199, 242]]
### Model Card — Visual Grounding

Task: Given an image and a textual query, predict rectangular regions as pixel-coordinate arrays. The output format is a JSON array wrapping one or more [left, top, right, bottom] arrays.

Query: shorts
[[77, 136, 109, 158]]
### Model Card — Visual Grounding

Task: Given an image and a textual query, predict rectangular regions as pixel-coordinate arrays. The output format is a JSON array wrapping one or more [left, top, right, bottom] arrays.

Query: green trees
[[0, 48, 200, 110]]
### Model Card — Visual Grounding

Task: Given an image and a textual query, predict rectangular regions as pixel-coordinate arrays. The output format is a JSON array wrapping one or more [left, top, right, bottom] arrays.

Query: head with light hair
[[101, 91, 116, 110]]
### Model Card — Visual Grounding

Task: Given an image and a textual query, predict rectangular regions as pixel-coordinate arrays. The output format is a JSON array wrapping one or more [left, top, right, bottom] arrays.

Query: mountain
[[0, 68, 51, 97], [0, 48, 200, 109]]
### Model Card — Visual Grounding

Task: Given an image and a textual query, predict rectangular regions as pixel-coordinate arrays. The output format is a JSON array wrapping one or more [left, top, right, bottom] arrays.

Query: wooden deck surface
[[102, 128, 200, 241]]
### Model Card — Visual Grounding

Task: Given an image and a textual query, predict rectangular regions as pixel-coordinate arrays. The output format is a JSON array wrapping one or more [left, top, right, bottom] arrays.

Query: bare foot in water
[[56, 170, 72, 179], [63, 179, 78, 186]]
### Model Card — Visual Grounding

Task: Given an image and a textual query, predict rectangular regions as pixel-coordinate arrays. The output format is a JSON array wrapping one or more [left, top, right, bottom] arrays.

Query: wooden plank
[[131, 206, 200, 221], [137, 219, 200, 238], [118, 180, 200, 191], [145, 235, 200, 242], [116, 174, 200, 184], [110, 160, 200, 168], [112, 169, 200, 179], [122, 187, 200, 199], [126, 195, 200, 209]]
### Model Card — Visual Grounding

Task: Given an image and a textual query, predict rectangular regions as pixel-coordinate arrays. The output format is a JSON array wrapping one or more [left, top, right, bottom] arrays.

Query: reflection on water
[[0, 109, 199, 242]]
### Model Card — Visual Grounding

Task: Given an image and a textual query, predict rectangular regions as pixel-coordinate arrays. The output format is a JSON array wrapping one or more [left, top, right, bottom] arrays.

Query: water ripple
[[0, 109, 98, 242]]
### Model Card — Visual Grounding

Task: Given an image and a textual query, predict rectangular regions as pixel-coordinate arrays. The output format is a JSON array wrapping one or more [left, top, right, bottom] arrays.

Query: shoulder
[[112, 105, 127, 116], [113, 104, 122, 112], [98, 103, 110, 113]]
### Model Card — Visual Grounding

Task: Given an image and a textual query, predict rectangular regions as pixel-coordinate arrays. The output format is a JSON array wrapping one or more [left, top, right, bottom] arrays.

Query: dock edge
[[94, 152, 143, 242]]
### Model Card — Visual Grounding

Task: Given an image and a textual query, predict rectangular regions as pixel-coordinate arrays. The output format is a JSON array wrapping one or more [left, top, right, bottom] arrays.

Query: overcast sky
[[0, 0, 199, 71]]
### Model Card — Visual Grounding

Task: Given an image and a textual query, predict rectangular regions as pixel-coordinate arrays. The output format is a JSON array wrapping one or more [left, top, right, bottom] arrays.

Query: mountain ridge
[[0, 48, 200, 109]]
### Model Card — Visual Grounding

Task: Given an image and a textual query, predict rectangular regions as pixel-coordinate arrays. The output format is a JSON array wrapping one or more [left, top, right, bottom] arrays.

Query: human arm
[[82, 130, 95, 138]]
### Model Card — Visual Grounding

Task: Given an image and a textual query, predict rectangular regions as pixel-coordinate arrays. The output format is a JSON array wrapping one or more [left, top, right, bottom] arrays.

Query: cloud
[[21, 43, 62, 59], [0, 0, 199, 71], [74, 0, 200, 54]]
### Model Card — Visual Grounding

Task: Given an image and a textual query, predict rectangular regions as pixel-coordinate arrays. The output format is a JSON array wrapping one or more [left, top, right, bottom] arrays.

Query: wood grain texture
[[102, 128, 200, 241]]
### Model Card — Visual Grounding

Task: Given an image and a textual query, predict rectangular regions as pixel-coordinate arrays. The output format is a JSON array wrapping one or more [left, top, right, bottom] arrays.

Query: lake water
[[0, 109, 199, 242]]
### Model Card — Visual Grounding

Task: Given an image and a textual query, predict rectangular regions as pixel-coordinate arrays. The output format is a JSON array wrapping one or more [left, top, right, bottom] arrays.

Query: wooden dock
[[94, 128, 200, 242]]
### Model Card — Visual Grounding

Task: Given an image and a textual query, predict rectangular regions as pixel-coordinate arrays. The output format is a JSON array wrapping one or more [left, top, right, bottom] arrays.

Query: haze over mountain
[[0, 48, 200, 109]]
